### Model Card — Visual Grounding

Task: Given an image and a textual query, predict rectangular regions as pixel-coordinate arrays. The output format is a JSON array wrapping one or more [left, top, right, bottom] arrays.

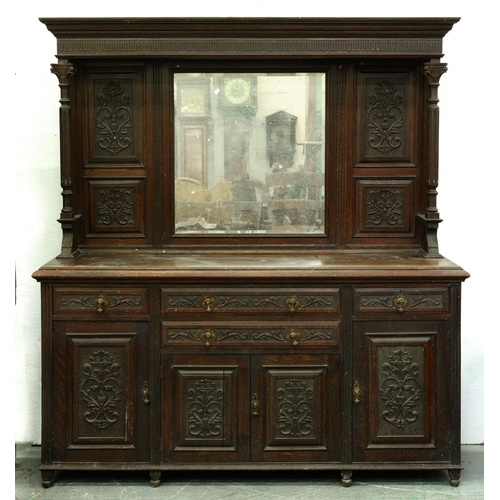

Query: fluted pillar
[[50, 61, 81, 258], [419, 61, 448, 257]]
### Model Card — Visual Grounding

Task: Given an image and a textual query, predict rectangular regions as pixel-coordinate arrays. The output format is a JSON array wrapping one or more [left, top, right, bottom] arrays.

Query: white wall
[[7, 1, 491, 451]]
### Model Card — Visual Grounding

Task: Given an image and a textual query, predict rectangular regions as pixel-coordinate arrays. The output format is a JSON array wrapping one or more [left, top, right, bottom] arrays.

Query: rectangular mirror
[[174, 72, 325, 235]]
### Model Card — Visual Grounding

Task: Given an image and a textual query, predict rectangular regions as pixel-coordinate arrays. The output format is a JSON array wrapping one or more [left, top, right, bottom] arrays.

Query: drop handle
[[286, 295, 300, 313], [394, 294, 408, 313], [286, 330, 301, 347], [201, 329, 215, 347], [93, 295, 109, 313], [251, 393, 260, 416], [202, 296, 216, 312]]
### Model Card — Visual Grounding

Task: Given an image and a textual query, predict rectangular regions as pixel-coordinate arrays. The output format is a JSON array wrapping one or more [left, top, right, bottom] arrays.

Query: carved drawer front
[[162, 321, 340, 349], [161, 288, 340, 316], [53, 287, 149, 315], [353, 287, 449, 316]]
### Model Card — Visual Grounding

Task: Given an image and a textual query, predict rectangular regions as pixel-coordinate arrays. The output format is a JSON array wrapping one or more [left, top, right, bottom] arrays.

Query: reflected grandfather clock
[[266, 110, 298, 169], [218, 75, 257, 181], [176, 77, 211, 186]]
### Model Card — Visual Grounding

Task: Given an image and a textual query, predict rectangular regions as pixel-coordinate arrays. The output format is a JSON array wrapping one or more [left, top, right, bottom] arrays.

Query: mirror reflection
[[174, 72, 325, 235]]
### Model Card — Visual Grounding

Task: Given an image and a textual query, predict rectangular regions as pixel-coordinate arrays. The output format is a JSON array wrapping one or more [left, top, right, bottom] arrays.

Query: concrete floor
[[15, 444, 484, 499]]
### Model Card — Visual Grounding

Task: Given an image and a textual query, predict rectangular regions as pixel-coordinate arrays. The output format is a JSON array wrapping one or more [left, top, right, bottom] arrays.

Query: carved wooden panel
[[161, 288, 340, 315], [353, 321, 450, 463], [83, 68, 146, 166], [376, 345, 426, 436], [76, 346, 128, 439], [353, 287, 449, 316], [251, 354, 340, 462], [162, 354, 250, 462], [355, 69, 417, 166], [94, 78, 134, 157], [85, 178, 146, 237], [161, 321, 340, 349], [270, 373, 323, 443], [51, 321, 150, 463], [354, 179, 415, 236], [53, 287, 148, 315], [54, 37, 445, 59]]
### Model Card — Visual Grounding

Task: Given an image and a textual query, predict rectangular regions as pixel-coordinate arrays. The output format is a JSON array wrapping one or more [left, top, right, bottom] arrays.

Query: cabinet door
[[352, 321, 450, 463], [251, 354, 340, 462], [52, 321, 150, 463], [162, 354, 250, 462]]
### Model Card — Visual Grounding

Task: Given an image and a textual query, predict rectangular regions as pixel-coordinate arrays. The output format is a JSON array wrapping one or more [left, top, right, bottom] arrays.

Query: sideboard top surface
[[32, 250, 469, 281]]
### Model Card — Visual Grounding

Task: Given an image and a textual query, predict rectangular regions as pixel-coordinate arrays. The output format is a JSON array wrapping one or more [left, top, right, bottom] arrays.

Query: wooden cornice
[[40, 17, 460, 59]]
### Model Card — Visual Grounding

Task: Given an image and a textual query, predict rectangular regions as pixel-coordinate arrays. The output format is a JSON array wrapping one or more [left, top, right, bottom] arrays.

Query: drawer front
[[161, 288, 340, 316], [353, 287, 449, 316], [53, 287, 149, 315], [162, 321, 340, 349]]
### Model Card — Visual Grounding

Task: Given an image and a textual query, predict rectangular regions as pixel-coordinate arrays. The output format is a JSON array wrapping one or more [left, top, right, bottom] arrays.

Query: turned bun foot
[[341, 470, 352, 487], [41, 470, 54, 488], [150, 471, 161, 487], [449, 470, 461, 487]]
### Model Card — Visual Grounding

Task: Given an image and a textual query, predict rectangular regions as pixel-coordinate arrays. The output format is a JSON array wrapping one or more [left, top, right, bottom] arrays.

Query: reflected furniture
[[34, 17, 467, 489], [266, 171, 324, 228]]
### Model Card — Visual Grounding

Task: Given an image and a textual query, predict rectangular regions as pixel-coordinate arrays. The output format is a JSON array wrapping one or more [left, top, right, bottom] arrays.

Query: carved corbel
[[50, 61, 81, 258]]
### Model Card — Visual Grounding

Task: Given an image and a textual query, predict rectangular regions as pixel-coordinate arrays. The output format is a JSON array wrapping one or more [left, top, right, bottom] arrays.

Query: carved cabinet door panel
[[251, 354, 340, 463], [352, 321, 450, 463], [51, 321, 150, 463], [162, 354, 251, 462]]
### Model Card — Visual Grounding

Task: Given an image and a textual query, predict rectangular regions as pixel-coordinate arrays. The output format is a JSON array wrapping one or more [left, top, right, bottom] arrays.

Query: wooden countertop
[[33, 249, 469, 282]]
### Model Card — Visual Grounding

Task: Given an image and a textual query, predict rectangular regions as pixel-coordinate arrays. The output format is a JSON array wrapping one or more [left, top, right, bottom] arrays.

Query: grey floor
[[15, 444, 484, 500]]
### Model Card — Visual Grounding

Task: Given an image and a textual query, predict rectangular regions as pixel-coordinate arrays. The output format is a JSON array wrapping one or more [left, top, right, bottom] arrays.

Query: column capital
[[50, 62, 76, 84], [423, 62, 448, 85]]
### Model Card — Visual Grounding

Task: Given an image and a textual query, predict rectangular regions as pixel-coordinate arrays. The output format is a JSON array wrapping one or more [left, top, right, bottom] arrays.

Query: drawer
[[162, 320, 340, 349], [53, 287, 149, 315], [353, 287, 449, 315], [161, 288, 340, 316]]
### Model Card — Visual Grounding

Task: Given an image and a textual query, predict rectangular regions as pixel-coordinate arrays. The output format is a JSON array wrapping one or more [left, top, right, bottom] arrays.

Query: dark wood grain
[[34, 17, 466, 489]]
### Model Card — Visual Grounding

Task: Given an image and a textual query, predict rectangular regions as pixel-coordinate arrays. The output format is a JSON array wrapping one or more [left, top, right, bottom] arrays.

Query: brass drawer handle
[[251, 393, 260, 416], [93, 295, 109, 313], [394, 294, 409, 313], [353, 381, 361, 404], [202, 296, 216, 312], [201, 329, 216, 347], [286, 295, 300, 313], [142, 382, 150, 405], [286, 330, 301, 347]]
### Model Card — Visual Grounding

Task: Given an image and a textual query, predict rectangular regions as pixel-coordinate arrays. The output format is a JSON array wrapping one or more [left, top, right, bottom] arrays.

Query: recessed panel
[[86, 178, 146, 237], [352, 321, 450, 464], [355, 178, 415, 237], [75, 343, 131, 441], [163, 355, 250, 462], [355, 69, 417, 166], [51, 321, 150, 464], [84, 68, 146, 166]]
